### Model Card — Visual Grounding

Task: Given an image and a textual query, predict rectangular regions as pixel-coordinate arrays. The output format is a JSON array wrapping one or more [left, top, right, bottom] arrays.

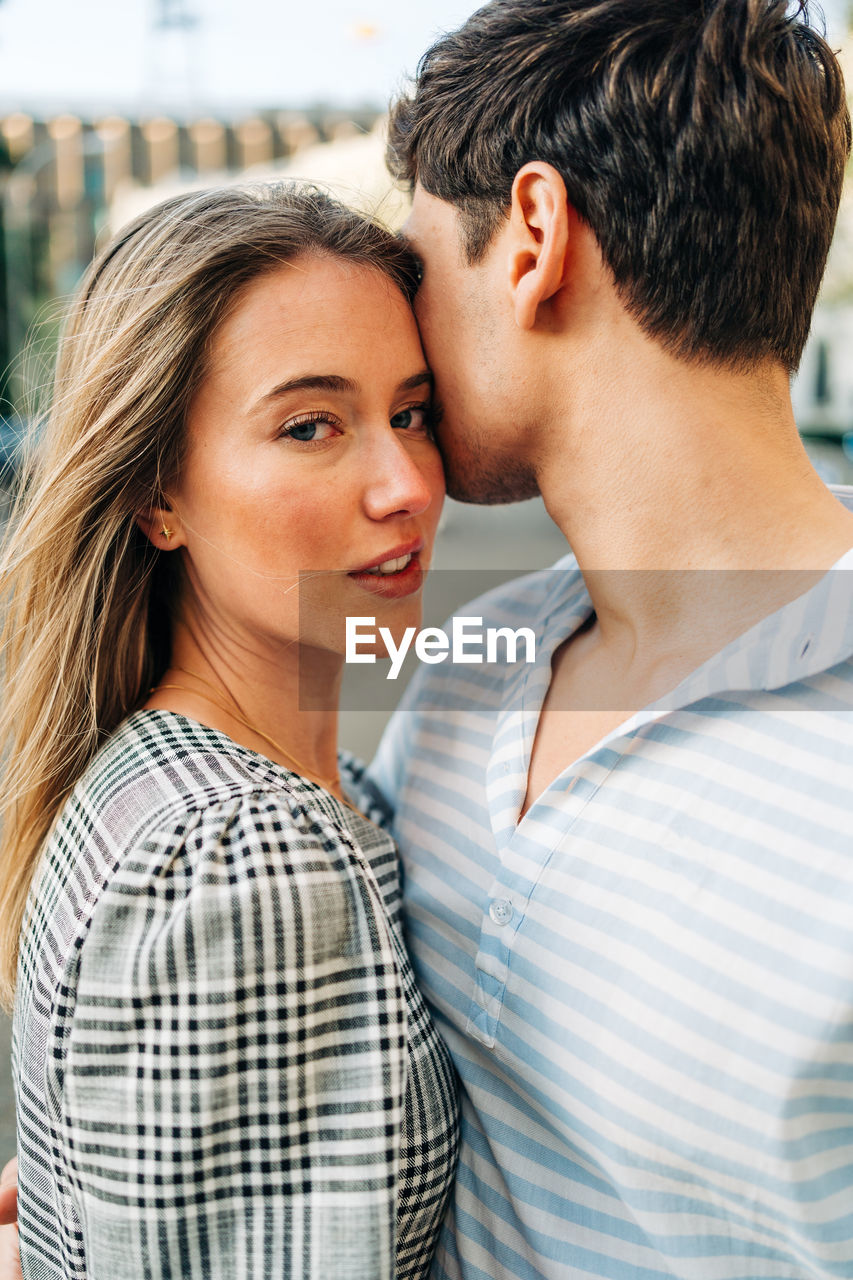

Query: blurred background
[[0, 0, 852, 1169]]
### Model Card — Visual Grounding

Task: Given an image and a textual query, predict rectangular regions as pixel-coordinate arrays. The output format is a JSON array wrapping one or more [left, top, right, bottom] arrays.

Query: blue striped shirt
[[369, 487, 853, 1280]]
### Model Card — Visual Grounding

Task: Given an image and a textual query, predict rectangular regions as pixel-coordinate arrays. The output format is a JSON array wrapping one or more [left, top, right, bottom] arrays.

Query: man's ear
[[508, 162, 571, 331], [135, 501, 185, 551]]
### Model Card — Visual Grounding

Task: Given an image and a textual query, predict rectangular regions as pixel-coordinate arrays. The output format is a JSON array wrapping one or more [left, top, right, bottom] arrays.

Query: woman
[[0, 184, 457, 1278]]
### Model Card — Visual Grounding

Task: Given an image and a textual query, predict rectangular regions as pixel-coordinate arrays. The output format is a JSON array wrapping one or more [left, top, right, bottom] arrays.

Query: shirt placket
[[467, 591, 593, 1048]]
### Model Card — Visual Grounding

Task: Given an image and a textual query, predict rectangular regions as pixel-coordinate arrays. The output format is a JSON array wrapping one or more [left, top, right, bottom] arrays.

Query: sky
[[2, 0, 846, 115], [0, 0, 486, 113]]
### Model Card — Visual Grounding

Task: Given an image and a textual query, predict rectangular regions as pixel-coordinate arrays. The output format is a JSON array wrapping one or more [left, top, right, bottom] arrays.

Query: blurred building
[[0, 105, 382, 410], [788, 14, 853, 468], [793, 307, 853, 437]]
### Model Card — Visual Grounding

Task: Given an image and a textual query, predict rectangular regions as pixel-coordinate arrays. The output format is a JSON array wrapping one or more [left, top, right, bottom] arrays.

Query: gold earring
[[161, 526, 173, 541]]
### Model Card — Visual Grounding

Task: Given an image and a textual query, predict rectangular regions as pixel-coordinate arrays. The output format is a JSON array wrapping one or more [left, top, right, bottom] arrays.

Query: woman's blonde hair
[[0, 183, 420, 1009]]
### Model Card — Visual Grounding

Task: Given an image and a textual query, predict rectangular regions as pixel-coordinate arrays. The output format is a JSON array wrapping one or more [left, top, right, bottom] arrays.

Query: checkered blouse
[[13, 710, 459, 1279]]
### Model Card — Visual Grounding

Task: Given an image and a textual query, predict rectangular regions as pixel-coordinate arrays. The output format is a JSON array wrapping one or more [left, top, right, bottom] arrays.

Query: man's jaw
[[432, 412, 537, 503]]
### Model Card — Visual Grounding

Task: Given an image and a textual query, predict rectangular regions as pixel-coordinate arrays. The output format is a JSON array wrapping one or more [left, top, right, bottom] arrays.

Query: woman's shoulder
[[80, 707, 303, 824], [59, 709, 385, 880], [83, 711, 392, 836], [80, 775, 396, 988], [30, 711, 394, 968], [63, 709, 376, 856], [20, 712, 401, 1033]]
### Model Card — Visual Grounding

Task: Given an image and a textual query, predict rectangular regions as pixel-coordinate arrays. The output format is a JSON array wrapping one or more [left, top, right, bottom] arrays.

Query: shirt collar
[[487, 547, 853, 839], [658, 547, 853, 710], [537, 547, 853, 712]]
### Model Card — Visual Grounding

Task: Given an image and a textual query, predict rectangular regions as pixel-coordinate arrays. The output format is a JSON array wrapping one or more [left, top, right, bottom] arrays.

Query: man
[[368, 0, 853, 1276], [2, 3, 852, 1277]]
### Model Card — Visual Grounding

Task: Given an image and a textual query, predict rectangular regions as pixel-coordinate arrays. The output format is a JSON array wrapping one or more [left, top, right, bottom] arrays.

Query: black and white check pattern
[[14, 711, 458, 1279]]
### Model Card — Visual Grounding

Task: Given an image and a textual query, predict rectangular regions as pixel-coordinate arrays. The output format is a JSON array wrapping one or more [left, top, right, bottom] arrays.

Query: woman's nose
[[361, 434, 437, 521]]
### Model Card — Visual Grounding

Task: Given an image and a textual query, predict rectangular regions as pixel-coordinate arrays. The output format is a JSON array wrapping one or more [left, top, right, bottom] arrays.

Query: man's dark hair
[[387, 0, 850, 370]]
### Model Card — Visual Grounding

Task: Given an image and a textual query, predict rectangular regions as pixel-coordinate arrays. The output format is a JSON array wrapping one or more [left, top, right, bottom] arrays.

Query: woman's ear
[[135, 502, 185, 551], [507, 162, 572, 331]]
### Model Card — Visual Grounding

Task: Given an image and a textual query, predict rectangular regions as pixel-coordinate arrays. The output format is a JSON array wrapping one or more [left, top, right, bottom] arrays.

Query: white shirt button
[[489, 898, 514, 926]]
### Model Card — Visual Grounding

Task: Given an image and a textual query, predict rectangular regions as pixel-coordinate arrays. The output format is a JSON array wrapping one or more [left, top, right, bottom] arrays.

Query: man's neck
[[519, 348, 853, 814], [538, 344, 847, 570], [535, 339, 853, 648]]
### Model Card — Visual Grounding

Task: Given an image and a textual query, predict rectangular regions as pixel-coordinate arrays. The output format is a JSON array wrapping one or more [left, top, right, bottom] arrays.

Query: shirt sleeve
[[367, 684, 421, 821], [60, 792, 408, 1280]]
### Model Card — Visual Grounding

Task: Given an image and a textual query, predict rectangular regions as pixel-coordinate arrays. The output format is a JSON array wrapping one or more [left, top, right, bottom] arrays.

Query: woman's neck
[[145, 631, 345, 802]]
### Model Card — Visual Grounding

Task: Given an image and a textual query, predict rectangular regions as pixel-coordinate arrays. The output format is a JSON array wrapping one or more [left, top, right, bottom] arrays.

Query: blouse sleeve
[[59, 792, 408, 1280]]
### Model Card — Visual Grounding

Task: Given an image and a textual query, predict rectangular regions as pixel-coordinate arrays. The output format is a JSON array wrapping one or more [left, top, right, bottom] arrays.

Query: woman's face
[[164, 254, 445, 664]]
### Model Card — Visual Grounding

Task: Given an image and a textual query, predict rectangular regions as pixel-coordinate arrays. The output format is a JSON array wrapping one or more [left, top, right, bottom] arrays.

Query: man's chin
[[443, 461, 541, 506]]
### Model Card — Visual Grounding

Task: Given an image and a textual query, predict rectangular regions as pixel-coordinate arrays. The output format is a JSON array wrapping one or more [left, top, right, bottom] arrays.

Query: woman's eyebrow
[[257, 374, 359, 406], [254, 370, 432, 411], [398, 371, 433, 392]]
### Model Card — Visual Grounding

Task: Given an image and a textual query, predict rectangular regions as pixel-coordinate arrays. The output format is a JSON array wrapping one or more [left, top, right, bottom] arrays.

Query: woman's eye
[[390, 404, 433, 436], [281, 415, 340, 443]]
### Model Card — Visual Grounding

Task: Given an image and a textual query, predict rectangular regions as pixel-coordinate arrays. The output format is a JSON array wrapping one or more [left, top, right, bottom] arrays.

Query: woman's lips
[[347, 551, 424, 598], [349, 539, 423, 574]]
